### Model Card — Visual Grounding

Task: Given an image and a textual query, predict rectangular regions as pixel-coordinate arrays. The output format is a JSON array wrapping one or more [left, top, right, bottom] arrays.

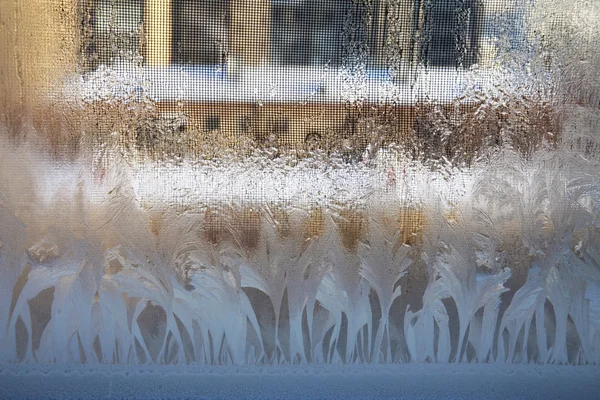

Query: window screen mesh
[[72, 0, 543, 167], [1, 0, 600, 370]]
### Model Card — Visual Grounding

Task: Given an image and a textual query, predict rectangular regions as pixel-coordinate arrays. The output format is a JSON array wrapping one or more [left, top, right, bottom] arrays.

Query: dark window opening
[[81, 0, 145, 70], [270, 0, 367, 67], [238, 115, 251, 132], [173, 0, 231, 65], [272, 117, 289, 135], [417, 0, 481, 67], [206, 115, 221, 131]]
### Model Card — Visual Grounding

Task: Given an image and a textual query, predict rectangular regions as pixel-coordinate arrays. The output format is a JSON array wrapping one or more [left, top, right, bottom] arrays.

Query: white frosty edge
[[58, 63, 529, 106]]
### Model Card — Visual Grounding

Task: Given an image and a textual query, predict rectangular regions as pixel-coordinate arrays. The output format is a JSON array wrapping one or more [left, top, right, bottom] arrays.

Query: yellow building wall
[[145, 0, 172, 66], [0, 0, 78, 112]]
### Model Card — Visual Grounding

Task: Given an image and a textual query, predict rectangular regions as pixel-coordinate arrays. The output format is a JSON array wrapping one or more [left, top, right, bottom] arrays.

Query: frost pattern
[[1, 135, 599, 365]]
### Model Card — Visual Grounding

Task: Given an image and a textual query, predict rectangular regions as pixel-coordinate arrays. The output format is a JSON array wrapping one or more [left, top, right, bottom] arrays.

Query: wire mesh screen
[[1, 0, 600, 372], [72, 0, 548, 167]]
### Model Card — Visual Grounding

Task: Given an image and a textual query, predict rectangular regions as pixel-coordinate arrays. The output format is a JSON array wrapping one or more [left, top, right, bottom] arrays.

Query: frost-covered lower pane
[[1, 140, 600, 366]]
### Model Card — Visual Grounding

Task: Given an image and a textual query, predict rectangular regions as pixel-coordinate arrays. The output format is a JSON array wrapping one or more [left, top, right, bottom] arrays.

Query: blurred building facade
[[0, 0, 557, 157], [0, 0, 531, 88], [1, 0, 533, 132], [79, 0, 490, 70]]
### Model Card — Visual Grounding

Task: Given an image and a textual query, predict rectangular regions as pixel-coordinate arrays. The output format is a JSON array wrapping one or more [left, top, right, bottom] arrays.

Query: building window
[[173, 0, 231, 65], [238, 115, 251, 132], [272, 117, 289, 135], [82, 0, 145, 70], [205, 115, 221, 131], [417, 0, 482, 67], [270, 0, 367, 67]]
